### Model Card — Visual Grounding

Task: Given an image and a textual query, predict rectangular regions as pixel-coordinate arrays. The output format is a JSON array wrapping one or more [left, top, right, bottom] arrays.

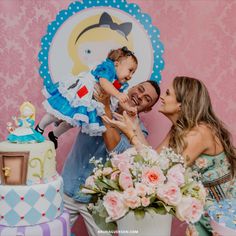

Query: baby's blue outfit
[[43, 59, 128, 136]]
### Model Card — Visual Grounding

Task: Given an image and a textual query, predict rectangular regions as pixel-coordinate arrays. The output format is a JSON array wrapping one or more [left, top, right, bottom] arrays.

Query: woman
[[102, 76, 236, 235]]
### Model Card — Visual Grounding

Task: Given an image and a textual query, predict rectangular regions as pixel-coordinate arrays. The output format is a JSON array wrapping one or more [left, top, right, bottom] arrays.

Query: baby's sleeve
[[91, 60, 115, 83]]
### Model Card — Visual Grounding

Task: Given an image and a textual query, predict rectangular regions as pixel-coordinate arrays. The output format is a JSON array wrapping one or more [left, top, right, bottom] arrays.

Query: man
[[62, 80, 160, 236]]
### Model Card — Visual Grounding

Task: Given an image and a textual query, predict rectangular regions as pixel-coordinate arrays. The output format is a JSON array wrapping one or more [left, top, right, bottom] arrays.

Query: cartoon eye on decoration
[[38, 0, 164, 97]]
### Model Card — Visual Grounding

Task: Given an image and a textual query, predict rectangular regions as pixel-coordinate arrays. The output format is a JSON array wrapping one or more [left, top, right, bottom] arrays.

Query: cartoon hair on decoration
[[68, 12, 134, 75], [20, 102, 35, 121], [75, 12, 132, 43]]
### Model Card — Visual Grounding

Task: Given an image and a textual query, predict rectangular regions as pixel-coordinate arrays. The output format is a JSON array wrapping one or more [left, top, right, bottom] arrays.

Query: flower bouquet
[[81, 146, 206, 234]]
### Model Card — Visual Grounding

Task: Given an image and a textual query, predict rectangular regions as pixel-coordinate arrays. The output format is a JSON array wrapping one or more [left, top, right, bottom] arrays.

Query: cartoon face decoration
[[39, 0, 164, 95], [68, 12, 134, 75]]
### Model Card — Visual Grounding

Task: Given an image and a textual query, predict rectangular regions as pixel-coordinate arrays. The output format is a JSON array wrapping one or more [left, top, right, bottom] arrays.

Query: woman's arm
[[182, 129, 208, 166], [156, 126, 209, 166]]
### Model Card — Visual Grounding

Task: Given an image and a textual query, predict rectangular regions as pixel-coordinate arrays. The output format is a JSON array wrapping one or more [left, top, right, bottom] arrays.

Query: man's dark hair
[[145, 80, 161, 100]]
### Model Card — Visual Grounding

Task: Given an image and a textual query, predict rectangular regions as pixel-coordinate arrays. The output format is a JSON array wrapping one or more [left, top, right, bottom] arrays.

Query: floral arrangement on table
[[81, 146, 206, 231]]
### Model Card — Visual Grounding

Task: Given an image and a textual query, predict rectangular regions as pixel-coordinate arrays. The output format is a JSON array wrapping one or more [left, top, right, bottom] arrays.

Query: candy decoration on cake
[[7, 102, 45, 143], [208, 199, 236, 235]]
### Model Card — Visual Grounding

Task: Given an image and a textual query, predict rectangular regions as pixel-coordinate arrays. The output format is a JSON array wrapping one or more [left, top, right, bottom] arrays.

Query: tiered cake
[[0, 102, 70, 236]]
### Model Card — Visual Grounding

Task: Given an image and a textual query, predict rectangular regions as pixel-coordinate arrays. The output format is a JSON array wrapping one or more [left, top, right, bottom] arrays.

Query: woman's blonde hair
[[169, 76, 236, 176]]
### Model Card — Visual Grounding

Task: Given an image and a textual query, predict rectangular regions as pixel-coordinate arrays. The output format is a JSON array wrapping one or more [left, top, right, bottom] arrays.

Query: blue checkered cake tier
[[0, 176, 64, 226]]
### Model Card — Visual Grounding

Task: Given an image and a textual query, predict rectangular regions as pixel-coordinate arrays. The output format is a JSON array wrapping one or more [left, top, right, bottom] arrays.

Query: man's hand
[[93, 83, 110, 106]]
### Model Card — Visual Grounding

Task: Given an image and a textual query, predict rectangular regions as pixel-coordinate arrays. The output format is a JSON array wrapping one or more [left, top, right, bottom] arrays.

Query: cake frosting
[[0, 141, 56, 185]]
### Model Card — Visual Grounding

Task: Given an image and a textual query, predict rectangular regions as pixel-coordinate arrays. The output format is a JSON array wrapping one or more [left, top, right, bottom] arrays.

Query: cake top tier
[[7, 102, 45, 144]]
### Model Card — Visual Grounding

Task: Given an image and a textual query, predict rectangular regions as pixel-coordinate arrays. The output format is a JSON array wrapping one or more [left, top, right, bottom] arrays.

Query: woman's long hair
[[169, 76, 236, 176]]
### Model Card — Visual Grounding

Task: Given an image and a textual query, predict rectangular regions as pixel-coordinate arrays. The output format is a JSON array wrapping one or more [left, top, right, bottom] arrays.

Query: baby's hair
[[108, 47, 138, 65]]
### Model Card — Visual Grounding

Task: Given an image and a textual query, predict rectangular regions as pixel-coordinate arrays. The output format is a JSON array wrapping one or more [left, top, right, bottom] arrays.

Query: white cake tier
[[0, 176, 63, 226], [0, 210, 70, 236], [0, 141, 57, 185]]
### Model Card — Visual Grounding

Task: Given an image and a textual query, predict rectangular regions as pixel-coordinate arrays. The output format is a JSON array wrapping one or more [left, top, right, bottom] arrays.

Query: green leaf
[[134, 209, 145, 220], [104, 160, 112, 168], [92, 211, 117, 233], [94, 179, 109, 190], [102, 177, 120, 190], [134, 154, 144, 163], [149, 194, 157, 203], [145, 207, 159, 215]]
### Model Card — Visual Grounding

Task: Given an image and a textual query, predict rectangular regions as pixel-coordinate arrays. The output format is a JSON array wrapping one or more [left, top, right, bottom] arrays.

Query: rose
[[176, 196, 203, 223], [123, 187, 141, 209], [111, 153, 131, 173], [110, 170, 120, 181], [117, 161, 131, 173], [141, 196, 150, 207], [119, 172, 133, 190], [84, 175, 96, 188], [167, 164, 185, 187], [102, 167, 113, 176], [111, 153, 129, 167], [142, 166, 166, 187], [103, 191, 129, 221], [135, 182, 148, 197], [156, 182, 182, 206]]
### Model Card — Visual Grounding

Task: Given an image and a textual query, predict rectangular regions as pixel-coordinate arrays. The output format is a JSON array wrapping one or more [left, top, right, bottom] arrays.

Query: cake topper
[[7, 102, 45, 143]]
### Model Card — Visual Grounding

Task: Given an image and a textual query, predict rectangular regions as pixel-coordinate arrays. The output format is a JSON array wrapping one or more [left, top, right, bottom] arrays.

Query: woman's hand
[[102, 111, 139, 139], [119, 101, 137, 117]]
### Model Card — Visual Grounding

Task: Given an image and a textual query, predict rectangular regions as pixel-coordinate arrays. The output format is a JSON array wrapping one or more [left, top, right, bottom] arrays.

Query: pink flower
[[167, 164, 185, 187], [111, 153, 128, 167], [110, 170, 120, 181], [111, 153, 131, 173], [103, 191, 128, 221], [141, 197, 150, 207], [85, 175, 96, 188], [123, 187, 141, 209], [176, 196, 203, 223], [135, 183, 148, 197], [119, 172, 133, 190], [117, 161, 131, 173], [156, 182, 182, 206], [102, 167, 113, 176], [142, 167, 166, 187]]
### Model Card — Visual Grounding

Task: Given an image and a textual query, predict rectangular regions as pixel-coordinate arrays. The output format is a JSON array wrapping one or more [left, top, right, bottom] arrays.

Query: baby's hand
[[116, 92, 129, 103]]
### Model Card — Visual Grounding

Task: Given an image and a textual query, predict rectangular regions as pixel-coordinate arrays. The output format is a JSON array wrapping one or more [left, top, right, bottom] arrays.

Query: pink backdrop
[[0, 1, 236, 236]]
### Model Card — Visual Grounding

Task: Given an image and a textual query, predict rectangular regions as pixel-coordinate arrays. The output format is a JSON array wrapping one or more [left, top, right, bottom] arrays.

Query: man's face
[[127, 82, 159, 113]]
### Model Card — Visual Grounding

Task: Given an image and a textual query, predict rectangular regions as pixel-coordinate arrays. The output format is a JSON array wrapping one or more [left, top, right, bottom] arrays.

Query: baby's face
[[115, 57, 137, 84]]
